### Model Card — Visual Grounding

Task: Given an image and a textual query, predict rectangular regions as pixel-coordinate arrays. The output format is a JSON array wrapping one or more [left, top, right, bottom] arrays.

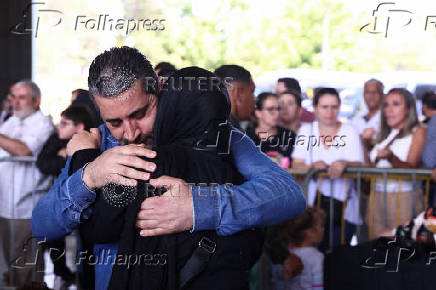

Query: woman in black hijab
[[70, 67, 263, 289]]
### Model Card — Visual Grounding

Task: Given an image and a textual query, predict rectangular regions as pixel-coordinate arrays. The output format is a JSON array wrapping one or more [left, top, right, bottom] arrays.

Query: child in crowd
[[272, 207, 325, 290], [36, 105, 93, 289], [37, 105, 93, 175]]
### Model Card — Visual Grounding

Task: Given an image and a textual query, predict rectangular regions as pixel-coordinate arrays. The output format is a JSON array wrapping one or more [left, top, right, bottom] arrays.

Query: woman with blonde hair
[[366, 88, 426, 238]]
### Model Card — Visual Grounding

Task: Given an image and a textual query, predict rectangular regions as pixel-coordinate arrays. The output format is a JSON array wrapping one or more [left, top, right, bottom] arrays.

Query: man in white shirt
[[351, 79, 384, 152], [0, 80, 54, 287]]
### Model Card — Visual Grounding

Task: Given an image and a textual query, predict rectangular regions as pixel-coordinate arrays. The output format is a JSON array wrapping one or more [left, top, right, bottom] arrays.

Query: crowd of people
[[0, 46, 435, 290]]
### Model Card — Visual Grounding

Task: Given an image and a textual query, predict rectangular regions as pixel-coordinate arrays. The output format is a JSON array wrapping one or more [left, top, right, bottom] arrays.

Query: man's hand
[[82, 144, 157, 189], [136, 175, 193, 236], [66, 128, 101, 156], [328, 160, 347, 179]]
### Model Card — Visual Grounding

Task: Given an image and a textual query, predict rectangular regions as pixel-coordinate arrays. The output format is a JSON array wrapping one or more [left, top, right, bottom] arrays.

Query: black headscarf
[[72, 89, 104, 127], [152, 67, 231, 152], [72, 67, 262, 290]]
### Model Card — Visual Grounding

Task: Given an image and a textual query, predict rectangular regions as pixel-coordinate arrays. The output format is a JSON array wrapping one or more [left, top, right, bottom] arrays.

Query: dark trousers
[[44, 238, 73, 279]]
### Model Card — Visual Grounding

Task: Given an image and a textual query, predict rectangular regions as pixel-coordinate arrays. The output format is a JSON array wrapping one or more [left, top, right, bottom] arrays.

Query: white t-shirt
[[351, 110, 381, 136], [292, 121, 364, 224], [370, 128, 417, 192], [0, 111, 54, 219]]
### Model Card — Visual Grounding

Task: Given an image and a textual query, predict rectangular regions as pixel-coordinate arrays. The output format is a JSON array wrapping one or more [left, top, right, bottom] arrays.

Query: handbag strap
[[179, 236, 216, 289], [384, 131, 401, 149]]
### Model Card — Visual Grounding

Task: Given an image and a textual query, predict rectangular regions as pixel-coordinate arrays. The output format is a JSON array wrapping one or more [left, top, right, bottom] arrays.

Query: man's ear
[[33, 96, 41, 110], [254, 109, 261, 119]]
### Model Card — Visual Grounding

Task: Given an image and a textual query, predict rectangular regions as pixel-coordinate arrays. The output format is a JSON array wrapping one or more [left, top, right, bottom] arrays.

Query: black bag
[[325, 236, 436, 290]]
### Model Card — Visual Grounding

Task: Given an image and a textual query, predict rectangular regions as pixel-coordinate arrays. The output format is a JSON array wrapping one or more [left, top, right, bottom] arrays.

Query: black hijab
[[71, 67, 262, 290], [72, 89, 104, 127], [108, 67, 246, 290]]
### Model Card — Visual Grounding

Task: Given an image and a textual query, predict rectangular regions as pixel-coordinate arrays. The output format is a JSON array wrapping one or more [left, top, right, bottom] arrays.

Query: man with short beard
[[0, 80, 54, 287]]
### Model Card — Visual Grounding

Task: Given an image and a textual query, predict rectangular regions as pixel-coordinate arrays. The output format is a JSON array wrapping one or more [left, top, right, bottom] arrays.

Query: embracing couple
[[31, 46, 306, 290]]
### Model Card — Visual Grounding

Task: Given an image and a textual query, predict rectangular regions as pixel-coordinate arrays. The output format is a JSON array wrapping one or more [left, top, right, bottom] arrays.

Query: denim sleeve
[[31, 156, 96, 241], [192, 126, 307, 236], [422, 117, 436, 168]]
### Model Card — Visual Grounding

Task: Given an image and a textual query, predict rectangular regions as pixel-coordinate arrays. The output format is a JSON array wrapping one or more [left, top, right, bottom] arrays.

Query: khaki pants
[[0, 217, 44, 287], [366, 190, 424, 239]]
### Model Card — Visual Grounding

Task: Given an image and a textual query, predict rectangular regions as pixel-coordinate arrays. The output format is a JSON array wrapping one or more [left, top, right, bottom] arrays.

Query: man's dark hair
[[88, 46, 158, 98], [155, 62, 177, 77], [61, 105, 94, 131], [277, 77, 301, 94], [279, 89, 302, 107], [422, 91, 436, 110], [313, 87, 340, 106], [214, 65, 252, 84]]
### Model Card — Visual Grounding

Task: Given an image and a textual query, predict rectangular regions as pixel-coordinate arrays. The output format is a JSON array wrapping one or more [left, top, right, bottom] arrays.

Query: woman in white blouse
[[292, 88, 363, 250], [366, 88, 426, 238]]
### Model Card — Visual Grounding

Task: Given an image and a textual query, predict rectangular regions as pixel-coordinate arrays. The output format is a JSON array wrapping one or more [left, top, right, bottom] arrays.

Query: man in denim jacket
[[31, 47, 306, 289]]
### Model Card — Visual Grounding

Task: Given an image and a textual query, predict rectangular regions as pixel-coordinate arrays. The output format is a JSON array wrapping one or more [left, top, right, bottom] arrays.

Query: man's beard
[[13, 105, 36, 120]]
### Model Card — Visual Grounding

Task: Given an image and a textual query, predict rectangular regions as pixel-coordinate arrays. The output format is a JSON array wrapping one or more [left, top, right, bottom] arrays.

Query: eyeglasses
[[262, 106, 280, 112]]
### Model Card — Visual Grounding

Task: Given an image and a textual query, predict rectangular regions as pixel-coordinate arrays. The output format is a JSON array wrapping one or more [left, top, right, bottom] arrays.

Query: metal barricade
[[288, 167, 434, 252]]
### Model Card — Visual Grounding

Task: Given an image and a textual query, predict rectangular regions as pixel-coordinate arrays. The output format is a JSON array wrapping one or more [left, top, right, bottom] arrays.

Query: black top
[[246, 126, 296, 157]]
